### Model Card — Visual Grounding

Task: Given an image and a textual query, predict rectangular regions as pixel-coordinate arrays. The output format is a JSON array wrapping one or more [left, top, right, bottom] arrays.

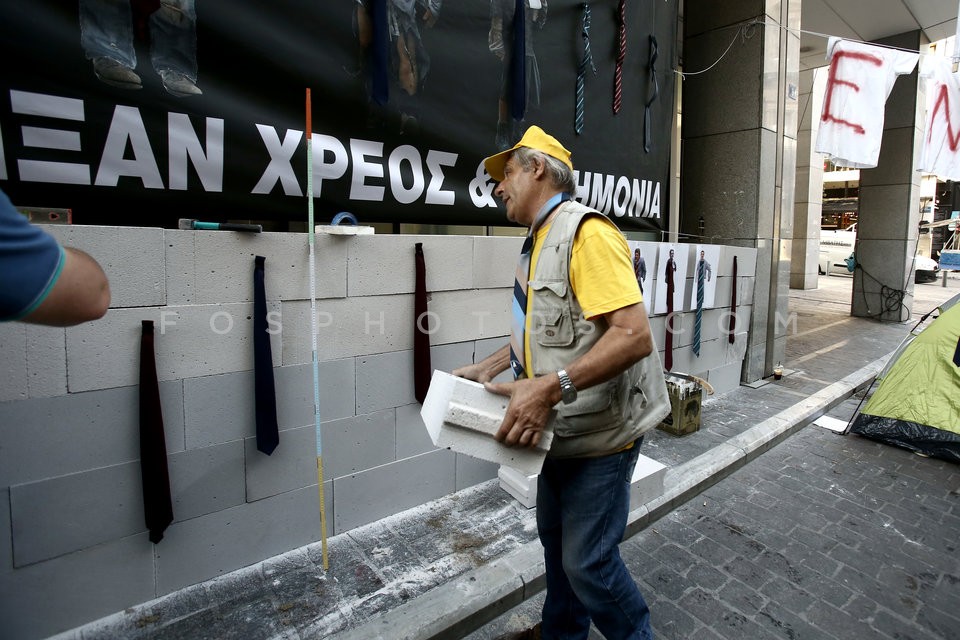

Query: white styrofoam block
[[420, 370, 552, 475], [347, 235, 475, 296], [316, 224, 375, 235], [280, 288, 510, 366], [193, 231, 347, 304], [65, 303, 281, 392], [498, 465, 538, 509], [629, 453, 667, 509], [47, 225, 166, 308], [25, 323, 67, 398], [473, 236, 525, 289]]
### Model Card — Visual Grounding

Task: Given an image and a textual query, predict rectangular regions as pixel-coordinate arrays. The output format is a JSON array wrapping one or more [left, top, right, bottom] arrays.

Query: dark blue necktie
[[371, 0, 389, 105], [510, 0, 526, 121], [254, 256, 279, 455]]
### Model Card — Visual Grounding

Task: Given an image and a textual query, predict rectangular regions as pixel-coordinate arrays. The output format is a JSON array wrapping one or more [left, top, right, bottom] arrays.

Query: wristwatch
[[557, 369, 578, 404]]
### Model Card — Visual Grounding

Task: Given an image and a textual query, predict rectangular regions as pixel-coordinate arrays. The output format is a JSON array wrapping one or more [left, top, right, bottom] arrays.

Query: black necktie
[[254, 256, 279, 455], [644, 36, 659, 153], [728, 256, 738, 344], [510, 0, 526, 121], [665, 258, 674, 371], [414, 243, 432, 403], [139, 320, 173, 544]]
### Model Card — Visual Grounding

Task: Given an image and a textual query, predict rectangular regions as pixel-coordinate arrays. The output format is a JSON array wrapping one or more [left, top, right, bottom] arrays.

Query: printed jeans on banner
[[537, 439, 653, 640], [79, 0, 198, 78]]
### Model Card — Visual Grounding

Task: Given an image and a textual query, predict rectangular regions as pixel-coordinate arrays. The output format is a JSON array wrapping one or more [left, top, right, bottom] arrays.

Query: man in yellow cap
[[454, 126, 658, 640]]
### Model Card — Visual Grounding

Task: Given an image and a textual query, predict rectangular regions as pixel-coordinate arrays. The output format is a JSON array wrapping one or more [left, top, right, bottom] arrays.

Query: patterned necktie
[[414, 243, 432, 403], [370, 0, 389, 106], [139, 320, 173, 544], [254, 256, 279, 455], [633, 253, 644, 295], [574, 3, 596, 135], [664, 257, 674, 371], [644, 36, 659, 152], [510, 193, 570, 379], [693, 259, 705, 357], [728, 256, 738, 343], [613, 0, 626, 114], [510, 0, 526, 121]]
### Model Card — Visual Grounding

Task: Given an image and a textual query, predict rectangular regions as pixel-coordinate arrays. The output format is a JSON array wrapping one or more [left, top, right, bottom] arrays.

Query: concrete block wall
[[0, 227, 755, 638]]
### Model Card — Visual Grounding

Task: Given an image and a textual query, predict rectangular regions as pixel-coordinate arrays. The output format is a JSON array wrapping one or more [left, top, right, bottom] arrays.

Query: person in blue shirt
[[0, 190, 110, 325]]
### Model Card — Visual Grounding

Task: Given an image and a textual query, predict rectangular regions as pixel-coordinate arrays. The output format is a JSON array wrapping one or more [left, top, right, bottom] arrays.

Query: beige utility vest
[[528, 200, 666, 458]]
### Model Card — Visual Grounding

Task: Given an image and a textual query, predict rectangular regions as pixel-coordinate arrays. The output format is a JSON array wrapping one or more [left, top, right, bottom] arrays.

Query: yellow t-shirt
[[524, 215, 642, 371]]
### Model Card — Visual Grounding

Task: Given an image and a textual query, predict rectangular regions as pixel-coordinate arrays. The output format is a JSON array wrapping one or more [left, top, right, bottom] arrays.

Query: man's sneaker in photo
[[92, 57, 141, 89], [160, 70, 202, 97]]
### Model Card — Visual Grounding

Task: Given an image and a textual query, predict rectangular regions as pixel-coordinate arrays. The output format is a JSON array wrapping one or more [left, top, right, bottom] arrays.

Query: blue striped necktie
[[574, 3, 595, 135], [510, 192, 571, 379], [693, 259, 705, 357]]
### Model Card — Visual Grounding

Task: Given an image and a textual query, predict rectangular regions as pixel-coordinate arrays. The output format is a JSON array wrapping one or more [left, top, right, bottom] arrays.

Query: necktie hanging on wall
[[664, 257, 674, 371], [511, 193, 571, 379], [370, 0, 389, 105], [414, 243, 432, 403], [693, 259, 705, 357], [613, 0, 626, 114], [510, 0, 526, 121], [254, 256, 280, 455], [644, 36, 659, 152], [139, 320, 173, 544], [574, 3, 596, 135], [728, 256, 738, 343]]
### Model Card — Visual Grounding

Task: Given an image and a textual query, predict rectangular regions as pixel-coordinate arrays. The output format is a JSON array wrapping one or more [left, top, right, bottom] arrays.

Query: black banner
[[0, 0, 676, 231]]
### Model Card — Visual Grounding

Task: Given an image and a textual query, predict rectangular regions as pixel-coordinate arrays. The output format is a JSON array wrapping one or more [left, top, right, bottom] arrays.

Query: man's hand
[[452, 362, 492, 384], [485, 374, 559, 449]]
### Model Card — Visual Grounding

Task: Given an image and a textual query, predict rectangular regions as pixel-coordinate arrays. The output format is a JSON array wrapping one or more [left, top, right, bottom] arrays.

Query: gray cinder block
[[332, 449, 455, 533], [0, 531, 155, 640], [169, 440, 245, 521], [155, 485, 320, 594], [244, 424, 318, 501], [10, 462, 143, 567], [322, 409, 397, 480], [0, 382, 184, 487]]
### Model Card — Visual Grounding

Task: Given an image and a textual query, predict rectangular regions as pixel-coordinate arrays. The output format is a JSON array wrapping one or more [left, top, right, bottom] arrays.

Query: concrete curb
[[327, 355, 888, 640]]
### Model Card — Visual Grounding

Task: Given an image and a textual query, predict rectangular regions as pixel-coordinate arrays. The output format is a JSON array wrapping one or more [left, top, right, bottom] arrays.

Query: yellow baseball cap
[[483, 125, 574, 182]]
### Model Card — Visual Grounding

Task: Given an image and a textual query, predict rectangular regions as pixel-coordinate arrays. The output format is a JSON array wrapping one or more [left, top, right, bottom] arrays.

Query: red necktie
[[613, 0, 626, 114]]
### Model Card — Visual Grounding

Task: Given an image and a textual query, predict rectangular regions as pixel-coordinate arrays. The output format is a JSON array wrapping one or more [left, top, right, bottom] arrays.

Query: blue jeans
[[79, 0, 198, 79], [537, 440, 653, 640]]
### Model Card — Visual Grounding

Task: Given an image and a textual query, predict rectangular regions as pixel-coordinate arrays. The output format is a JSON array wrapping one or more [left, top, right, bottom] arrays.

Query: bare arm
[[24, 247, 110, 326], [452, 344, 511, 383], [486, 302, 653, 448]]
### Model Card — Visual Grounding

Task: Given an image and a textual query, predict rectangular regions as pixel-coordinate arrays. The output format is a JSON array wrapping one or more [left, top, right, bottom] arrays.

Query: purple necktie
[[414, 243, 432, 403]]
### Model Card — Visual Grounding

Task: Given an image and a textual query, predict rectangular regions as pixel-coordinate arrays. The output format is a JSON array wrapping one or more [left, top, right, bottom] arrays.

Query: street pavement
[[55, 275, 960, 640]]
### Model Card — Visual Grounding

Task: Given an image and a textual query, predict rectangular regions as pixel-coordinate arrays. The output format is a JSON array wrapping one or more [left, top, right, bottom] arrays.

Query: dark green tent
[[849, 294, 960, 464]]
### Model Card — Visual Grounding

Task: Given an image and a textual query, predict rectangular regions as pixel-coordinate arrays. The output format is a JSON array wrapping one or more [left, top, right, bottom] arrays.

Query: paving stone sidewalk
[[55, 277, 960, 640]]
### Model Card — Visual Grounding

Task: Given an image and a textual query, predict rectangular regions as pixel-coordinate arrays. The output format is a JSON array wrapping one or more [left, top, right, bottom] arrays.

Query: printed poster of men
[[653, 243, 688, 315], [628, 241, 659, 312], [685, 245, 720, 310]]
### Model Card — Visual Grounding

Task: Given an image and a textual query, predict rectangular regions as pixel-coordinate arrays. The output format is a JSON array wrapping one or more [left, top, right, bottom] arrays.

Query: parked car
[[818, 224, 940, 284], [915, 255, 940, 283]]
